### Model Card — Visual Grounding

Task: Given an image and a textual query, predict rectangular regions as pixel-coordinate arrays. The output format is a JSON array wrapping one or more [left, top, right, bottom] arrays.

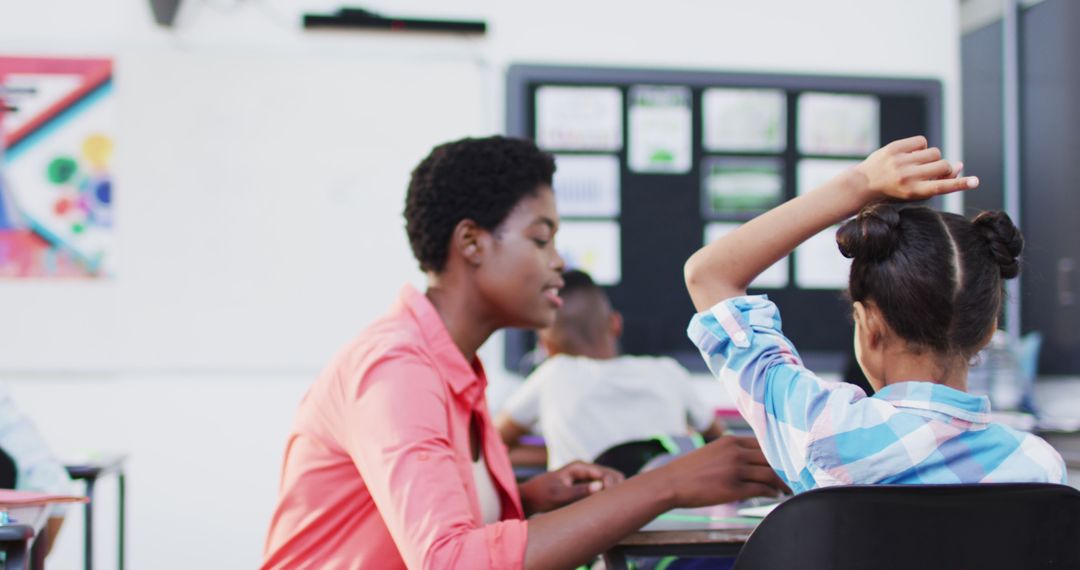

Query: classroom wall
[[1, 1, 962, 568]]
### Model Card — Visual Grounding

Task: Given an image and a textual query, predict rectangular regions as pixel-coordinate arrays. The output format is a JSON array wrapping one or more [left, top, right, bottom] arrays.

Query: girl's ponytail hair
[[837, 203, 902, 263], [973, 211, 1023, 280]]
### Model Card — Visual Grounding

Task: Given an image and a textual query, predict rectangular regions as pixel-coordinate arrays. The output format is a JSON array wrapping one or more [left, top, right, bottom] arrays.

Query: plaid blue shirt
[[688, 295, 1067, 493]]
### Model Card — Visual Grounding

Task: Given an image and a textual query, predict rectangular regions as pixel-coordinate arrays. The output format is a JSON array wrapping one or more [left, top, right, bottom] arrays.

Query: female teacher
[[262, 136, 784, 570]]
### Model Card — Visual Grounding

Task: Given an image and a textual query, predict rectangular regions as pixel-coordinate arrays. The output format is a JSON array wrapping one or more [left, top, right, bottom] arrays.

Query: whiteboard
[[0, 50, 486, 371]]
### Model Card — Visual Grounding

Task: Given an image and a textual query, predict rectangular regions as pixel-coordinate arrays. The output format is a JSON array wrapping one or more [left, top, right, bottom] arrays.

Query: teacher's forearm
[[523, 469, 676, 570]]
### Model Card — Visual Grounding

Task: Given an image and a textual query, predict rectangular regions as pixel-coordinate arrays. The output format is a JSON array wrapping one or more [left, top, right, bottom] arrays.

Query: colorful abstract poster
[[0, 56, 115, 278]]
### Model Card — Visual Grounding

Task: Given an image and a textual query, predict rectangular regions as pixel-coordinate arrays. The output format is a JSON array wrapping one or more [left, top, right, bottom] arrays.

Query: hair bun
[[973, 211, 1023, 279], [837, 203, 901, 262]]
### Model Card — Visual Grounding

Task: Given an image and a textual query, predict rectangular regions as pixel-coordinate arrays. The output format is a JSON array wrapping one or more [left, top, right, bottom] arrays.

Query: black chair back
[[594, 436, 702, 477], [0, 446, 17, 488], [734, 483, 1080, 570], [593, 440, 669, 477]]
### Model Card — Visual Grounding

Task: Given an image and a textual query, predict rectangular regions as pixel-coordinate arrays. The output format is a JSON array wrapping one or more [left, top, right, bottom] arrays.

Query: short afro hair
[[404, 136, 556, 272]]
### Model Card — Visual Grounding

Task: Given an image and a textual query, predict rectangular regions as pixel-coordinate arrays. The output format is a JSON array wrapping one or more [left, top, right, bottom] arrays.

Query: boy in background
[[497, 270, 724, 471]]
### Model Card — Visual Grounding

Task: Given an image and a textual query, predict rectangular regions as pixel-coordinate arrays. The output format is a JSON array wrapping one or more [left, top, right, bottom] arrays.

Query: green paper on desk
[[657, 513, 762, 525]]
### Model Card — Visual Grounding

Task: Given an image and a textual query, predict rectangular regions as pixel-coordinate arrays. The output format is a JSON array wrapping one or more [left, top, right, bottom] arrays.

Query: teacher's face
[[475, 186, 566, 330]]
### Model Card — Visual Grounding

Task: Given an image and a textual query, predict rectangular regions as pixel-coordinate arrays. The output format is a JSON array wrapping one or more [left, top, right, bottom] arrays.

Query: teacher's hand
[[656, 435, 789, 509], [519, 461, 624, 515]]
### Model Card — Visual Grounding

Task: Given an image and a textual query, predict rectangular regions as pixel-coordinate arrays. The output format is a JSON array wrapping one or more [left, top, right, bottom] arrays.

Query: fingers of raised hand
[[915, 176, 979, 197], [909, 158, 954, 181], [887, 135, 928, 153], [904, 147, 942, 165]]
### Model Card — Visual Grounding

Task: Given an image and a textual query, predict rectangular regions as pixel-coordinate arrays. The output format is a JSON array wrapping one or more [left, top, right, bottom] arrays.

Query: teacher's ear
[[451, 219, 485, 266]]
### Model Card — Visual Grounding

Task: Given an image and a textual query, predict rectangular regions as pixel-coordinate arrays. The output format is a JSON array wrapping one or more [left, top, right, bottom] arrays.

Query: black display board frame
[[505, 64, 942, 374]]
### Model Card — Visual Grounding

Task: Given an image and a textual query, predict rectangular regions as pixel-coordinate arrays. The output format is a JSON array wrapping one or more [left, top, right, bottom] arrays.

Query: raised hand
[[853, 135, 979, 202]]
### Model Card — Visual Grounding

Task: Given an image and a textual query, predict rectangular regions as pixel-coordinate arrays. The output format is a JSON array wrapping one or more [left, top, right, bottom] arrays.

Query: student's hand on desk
[[853, 135, 978, 202], [519, 461, 624, 515], [655, 435, 789, 508]]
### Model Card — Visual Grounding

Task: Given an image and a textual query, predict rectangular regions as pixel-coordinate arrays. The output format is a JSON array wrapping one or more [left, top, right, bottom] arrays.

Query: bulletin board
[[504, 65, 942, 373]]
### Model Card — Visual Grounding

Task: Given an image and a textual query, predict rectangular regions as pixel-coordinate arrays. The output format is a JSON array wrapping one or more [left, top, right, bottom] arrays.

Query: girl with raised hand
[[684, 135, 1066, 492]]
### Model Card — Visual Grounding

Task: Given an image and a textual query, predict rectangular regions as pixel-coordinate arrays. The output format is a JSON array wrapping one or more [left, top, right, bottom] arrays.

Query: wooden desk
[[603, 504, 760, 570]]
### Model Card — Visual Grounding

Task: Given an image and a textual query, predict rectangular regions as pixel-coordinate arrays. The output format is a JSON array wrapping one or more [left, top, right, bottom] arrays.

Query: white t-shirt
[[0, 383, 78, 515], [472, 452, 502, 525], [503, 354, 714, 471]]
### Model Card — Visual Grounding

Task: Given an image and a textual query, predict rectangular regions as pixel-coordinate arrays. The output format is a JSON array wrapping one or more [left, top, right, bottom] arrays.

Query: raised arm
[[684, 136, 978, 311]]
